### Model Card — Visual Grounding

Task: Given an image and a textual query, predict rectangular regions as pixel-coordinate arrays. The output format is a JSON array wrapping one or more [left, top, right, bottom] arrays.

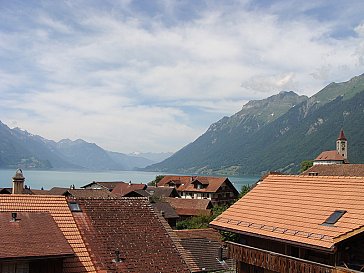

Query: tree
[[238, 184, 252, 199], [147, 175, 165, 186], [300, 160, 313, 173]]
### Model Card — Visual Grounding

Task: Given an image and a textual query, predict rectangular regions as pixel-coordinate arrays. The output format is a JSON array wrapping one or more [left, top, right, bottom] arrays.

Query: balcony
[[227, 242, 336, 273]]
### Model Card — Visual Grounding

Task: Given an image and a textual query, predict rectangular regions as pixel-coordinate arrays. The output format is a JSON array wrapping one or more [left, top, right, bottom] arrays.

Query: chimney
[[128, 181, 131, 186], [11, 212, 17, 222], [12, 169, 25, 194]]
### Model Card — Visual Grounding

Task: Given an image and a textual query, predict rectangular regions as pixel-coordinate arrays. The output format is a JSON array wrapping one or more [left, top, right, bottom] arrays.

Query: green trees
[[147, 175, 165, 186], [300, 160, 313, 173]]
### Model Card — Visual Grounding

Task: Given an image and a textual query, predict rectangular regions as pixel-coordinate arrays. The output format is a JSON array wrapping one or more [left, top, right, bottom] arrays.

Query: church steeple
[[336, 129, 347, 160]]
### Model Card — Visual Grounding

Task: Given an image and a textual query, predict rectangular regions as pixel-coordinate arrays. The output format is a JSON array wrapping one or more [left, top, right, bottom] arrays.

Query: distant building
[[157, 176, 239, 205], [164, 197, 213, 220], [302, 164, 364, 176], [211, 174, 364, 273], [313, 129, 349, 165]]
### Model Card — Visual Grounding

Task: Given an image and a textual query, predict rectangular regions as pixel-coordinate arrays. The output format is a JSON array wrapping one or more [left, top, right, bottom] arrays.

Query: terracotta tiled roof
[[72, 197, 190, 273], [156, 214, 200, 272], [314, 150, 345, 161], [81, 181, 125, 191], [30, 189, 50, 195], [111, 182, 146, 196], [165, 197, 212, 217], [210, 175, 364, 251], [151, 201, 179, 219], [0, 212, 74, 259], [158, 176, 237, 194], [146, 186, 180, 198], [302, 164, 364, 177], [0, 195, 96, 272], [48, 187, 69, 195], [175, 228, 222, 242], [175, 229, 232, 272], [64, 189, 116, 198]]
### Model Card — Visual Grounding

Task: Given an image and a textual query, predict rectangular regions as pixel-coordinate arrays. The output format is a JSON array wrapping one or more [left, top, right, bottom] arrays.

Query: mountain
[[146, 74, 364, 175], [128, 152, 173, 163], [0, 123, 157, 170]]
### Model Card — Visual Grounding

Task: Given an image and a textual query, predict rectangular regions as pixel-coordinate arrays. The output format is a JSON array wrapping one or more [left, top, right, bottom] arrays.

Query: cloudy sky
[[1, 0, 363, 153]]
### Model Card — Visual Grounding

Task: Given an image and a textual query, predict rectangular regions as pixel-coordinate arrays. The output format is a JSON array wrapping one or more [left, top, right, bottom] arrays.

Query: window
[[323, 210, 346, 226], [68, 202, 82, 212], [0, 262, 29, 273]]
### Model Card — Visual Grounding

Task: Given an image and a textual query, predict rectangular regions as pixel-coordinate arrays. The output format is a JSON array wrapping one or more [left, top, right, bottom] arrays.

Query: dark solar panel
[[323, 210, 346, 225]]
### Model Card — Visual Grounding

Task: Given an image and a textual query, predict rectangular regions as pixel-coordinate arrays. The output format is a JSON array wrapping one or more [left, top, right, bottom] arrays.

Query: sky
[[0, 0, 364, 153]]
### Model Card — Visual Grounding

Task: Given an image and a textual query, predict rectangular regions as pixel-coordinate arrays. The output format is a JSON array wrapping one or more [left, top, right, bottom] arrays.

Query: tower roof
[[337, 129, 347, 141]]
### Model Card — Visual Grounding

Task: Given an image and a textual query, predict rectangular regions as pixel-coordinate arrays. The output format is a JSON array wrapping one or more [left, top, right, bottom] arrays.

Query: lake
[[0, 169, 259, 191]]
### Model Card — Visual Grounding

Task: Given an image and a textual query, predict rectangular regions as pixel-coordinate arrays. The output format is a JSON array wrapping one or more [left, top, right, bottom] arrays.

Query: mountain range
[[0, 123, 170, 170], [145, 74, 364, 175]]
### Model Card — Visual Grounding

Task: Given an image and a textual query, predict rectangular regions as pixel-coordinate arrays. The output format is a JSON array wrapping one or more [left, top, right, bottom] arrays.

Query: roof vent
[[11, 212, 17, 222], [308, 172, 319, 176], [113, 248, 123, 263]]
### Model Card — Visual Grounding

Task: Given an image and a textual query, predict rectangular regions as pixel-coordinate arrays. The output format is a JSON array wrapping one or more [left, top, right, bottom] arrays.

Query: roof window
[[323, 210, 346, 226], [68, 202, 82, 212]]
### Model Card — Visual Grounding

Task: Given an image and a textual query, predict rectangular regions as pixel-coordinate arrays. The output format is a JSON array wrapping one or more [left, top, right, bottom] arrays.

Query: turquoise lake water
[[0, 169, 259, 191]]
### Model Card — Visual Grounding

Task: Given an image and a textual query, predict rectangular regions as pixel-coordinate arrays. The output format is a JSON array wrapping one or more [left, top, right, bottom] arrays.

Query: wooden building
[[157, 176, 239, 205], [210, 174, 364, 273]]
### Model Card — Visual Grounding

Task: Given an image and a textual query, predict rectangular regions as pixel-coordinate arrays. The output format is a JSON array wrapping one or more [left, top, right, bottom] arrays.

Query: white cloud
[[1, 1, 364, 152]]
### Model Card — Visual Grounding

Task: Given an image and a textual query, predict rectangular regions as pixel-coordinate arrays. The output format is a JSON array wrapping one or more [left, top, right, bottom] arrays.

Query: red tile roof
[[211, 175, 364, 251], [302, 164, 364, 176], [0, 212, 74, 259], [0, 195, 96, 272], [111, 182, 147, 196], [314, 150, 346, 161], [158, 176, 237, 194], [81, 181, 125, 191], [165, 197, 212, 217], [175, 228, 222, 242], [175, 229, 233, 272], [72, 197, 190, 273], [337, 129, 347, 140], [64, 189, 116, 198]]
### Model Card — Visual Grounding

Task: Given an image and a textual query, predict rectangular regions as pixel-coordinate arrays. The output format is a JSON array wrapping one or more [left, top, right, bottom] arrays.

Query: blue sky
[[0, 0, 363, 153]]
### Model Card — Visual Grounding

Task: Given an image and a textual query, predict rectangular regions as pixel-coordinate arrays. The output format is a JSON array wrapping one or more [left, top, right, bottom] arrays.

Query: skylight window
[[68, 202, 82, 212], [323, 210, 346, 226]]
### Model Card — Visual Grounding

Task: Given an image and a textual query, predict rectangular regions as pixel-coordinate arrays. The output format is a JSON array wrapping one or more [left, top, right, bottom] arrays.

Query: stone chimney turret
[[12, 169, 25, 194]]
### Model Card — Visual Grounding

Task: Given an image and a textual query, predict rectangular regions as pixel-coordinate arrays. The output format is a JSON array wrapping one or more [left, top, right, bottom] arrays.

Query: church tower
[[336, 129, 347, 160]]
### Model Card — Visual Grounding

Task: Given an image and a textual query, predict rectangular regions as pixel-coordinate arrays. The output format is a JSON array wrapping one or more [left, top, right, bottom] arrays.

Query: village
[[0, 129, 364, 273]]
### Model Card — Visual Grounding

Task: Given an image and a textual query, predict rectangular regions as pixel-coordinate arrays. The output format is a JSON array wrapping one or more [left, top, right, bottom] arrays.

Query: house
[[81, 181, 125, 191], [146, 186, 180, 199], [70, 197, 190, 273], [302, 164, 364, 176], [210, 174, 364, 273], [157, 176, 238, 205], [63, 188, 116, 199], [165, 197, 213, 220], [151, 201, 180, 228], [313, 129, 349, 165], [175, 228, 235, 273], [0, 194, 96, 273], [111, 181, 147, 197]]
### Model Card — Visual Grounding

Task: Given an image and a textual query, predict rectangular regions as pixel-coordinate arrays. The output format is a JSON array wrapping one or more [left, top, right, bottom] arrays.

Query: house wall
[[0, 259, 63, 273]]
